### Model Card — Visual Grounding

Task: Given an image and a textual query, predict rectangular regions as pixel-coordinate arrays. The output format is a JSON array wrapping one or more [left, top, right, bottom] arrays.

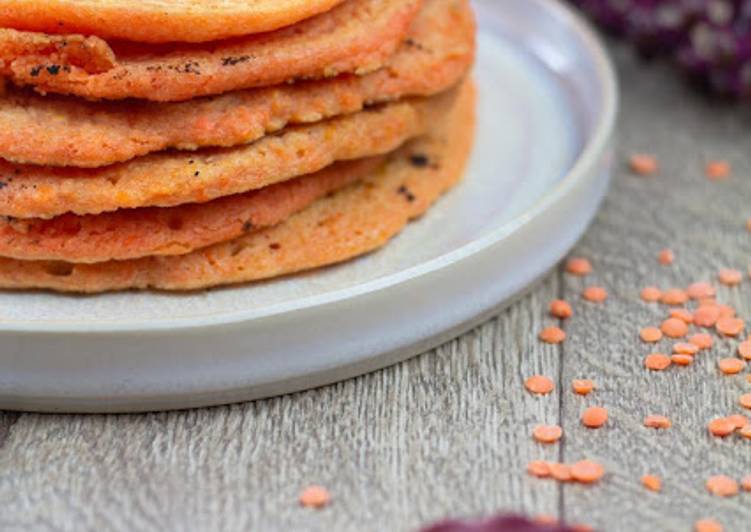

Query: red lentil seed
[[641, 475, 662, 492], [695, 519, 723, 532], [717, 304, 736, 318], [566, 257, 592, 276], [525, 375, 555, 395], [718, 358, 746, 375], [661, 288, 688, 306], [661, 318, 688, 338], [687, 282, 716, 300], [644, 415, 671, 429], [539, 327, 566, 344], [739, 394, 751, 410], [689, 333, 713, 350], [694, 306, 721, 328], [705, 475, 739, 497], [740, 426, 751, 439], [548, 462, 573, 482], [671, 354, 693, 366], [571, 525, 595, 532], [742, 476, 751, 491], [533, 425, 563, 444], [549, 299, 573, 319], [669, 308, 693, 324], [640, 286, 662, 302], [726, 414, 748, 429], [716, 317, 745, 337], [705, 161, 731, 180], [658, 248, 674, 265], [572, 379, 595, 395], [527, 460, 551, 478], [629, 154, 658, 176], [640, 327, 663, 343], [570, 460, 605, 484], [581, 406, 608, 428], [718, 268, 743, 286], [708, 418, 736, 437], [739, 341, 751, 360], [673, 342, 699, 355], [582, 286, 608, 303], [645, 353, 671, 371], [299, 485, 331, 508]]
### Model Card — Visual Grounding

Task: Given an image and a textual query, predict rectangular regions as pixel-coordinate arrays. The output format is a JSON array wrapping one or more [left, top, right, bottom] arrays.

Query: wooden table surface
[[3, 42, 751, 532]]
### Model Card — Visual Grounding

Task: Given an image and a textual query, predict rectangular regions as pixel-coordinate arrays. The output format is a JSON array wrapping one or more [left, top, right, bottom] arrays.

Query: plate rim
[[0, 0, 617, 334]]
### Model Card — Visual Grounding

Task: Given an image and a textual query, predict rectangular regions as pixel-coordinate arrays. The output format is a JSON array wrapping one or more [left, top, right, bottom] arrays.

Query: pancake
[[0, 0, 422, 102], [0, 157, 383, 263], [0, 0, 345, 44], [0, 0, 475, 167], [0, 80, 476, 292], [0, 86, 461, 219]]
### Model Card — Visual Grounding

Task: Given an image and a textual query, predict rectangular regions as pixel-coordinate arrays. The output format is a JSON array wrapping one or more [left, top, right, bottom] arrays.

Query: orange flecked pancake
[[0, 86, 462, 219], [0, 0, 475, 168], [0, 80, 476, 292], [0, 0, 422, 102], [0, 0, 346, 44], [0, 157, 383, 263]]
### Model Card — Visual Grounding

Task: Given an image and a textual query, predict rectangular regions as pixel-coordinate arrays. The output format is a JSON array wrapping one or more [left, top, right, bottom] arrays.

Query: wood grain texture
[[3, 41, 751, 532]]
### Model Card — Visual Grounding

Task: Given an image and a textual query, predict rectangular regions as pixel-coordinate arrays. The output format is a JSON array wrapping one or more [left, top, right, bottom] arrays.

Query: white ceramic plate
[[0, 0, 617, 413]]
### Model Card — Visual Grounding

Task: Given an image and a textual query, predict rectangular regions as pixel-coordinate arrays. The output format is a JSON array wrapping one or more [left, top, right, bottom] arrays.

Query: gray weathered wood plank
[[0, 278, 561, 532], [558, 44, 751, 532]]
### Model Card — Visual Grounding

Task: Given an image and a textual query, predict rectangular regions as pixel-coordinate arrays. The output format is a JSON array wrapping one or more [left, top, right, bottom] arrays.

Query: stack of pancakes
[[0, 0, 476, 292]]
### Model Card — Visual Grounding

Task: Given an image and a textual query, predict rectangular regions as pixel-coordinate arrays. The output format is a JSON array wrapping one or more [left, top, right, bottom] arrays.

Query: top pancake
[[0, 0, 475, 167], [0, 0, 346, 43], [0, 0, 422, 101]]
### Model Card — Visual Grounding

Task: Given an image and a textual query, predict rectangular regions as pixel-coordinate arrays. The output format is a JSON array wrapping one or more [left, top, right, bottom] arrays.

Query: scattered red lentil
[[644, 415, 671, 429], [673, 342, 699, 355], [717, 304, 736, 318], [739, 341, 751, 360], [640, 326, 663, 343], [694, 306, 721, 328], [533, 424, 563, 444], [566, 257, 592, 276], [570, 460, 605, 484], [525, 375, 555, 395], [718, 358, 746, 375], [533, 515, 558, 525], [716, 317, 745, 337], [742, 475, 751, 492], [645, 353, 671, 371], [299, 485, 331, 509], [641, 474, 662, 492], [548, 462, 573, 482], [582, 286, 608, 303], [706, 475, 739, 497], [660, 288, 688, 306], [739, 394, 751, 410], [581, 406, 608, 428], [539, 327, 566, 344], [689, 333, 713, 350], [640, 286, 662, 302], [571, 525, 595, 532], [527, 460, 551, 478], [726, 414, 748, 429], [740, 425, 751, 439], [572, 379, 595, 396], [705, 161, 731, 181], [658, 248, 674, 265], [687, 282, 716, 300], [695, 519, 724, 532], [669, 308, 693, 324], [718, 268, 743, 286], [661, 318, 689, 338], [629, 153, 658, 176], [549, 299, 573, 319], [671, 354, 694, 366], [707, 418, 736, 437]]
